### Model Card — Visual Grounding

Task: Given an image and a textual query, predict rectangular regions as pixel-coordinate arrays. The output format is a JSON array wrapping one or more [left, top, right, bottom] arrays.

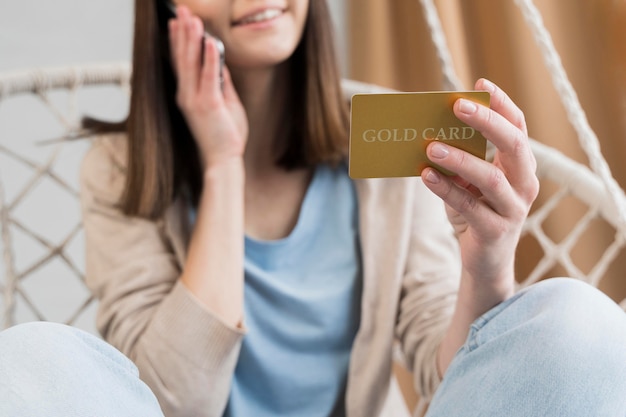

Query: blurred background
[[349, 0, 626, 297], [1, 1, 625, 407]]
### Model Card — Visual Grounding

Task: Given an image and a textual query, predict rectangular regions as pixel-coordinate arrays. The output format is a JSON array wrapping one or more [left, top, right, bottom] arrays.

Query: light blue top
[[223, 163, 362, 417]]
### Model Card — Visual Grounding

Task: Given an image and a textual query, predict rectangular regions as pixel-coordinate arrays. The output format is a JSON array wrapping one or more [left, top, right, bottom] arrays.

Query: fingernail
[[424, 169, 441, 184], [458, 99, 477, 115], [429, 142, 449, 159], [481, 79, 496, 94]]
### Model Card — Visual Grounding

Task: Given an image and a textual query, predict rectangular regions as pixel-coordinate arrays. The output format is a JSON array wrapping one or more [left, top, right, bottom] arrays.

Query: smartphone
[[165, 1, 225, 90]]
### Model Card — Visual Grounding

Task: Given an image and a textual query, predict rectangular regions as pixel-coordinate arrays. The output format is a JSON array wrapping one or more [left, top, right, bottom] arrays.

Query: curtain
[[348, 0, 626, 408]]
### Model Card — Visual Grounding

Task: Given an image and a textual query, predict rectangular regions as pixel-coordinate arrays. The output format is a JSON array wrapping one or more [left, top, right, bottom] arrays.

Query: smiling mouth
[[233, 8, 285, 26]]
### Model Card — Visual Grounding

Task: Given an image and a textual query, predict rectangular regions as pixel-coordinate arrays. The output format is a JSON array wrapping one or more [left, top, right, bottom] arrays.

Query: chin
[[227, 44, 298, 69]]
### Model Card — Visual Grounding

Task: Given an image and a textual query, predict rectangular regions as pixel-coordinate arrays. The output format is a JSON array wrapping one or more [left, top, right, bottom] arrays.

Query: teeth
[[239, 9, 282, 24]]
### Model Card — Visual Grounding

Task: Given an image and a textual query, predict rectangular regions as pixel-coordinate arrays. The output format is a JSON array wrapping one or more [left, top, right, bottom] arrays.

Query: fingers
[[423, 142, 519, 217], [422, 79, 540, 236], [168, 6, 223, 109], [422, 166, 507, 237], [454, 98, 526, 163], [198, 36, 224, 101], [221, 66, 239, 105], [453, 81, 538, 202], [168, 6, 196, 76], [182, 14, 203, 100], [475, 78, 527, 136]]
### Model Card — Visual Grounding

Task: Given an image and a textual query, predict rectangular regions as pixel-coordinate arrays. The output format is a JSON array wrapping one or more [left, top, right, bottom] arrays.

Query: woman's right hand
[[168, 6, 248, 170]]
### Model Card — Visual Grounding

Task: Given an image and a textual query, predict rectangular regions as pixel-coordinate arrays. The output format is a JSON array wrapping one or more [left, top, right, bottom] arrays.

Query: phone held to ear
[[165, 1, 225, 90]]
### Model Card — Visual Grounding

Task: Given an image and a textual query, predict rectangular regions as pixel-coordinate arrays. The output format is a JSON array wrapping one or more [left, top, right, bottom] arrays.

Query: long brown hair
[[106, 0, 348, 219]]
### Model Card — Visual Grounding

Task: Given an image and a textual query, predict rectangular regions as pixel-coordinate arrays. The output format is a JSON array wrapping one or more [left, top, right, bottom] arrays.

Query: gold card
[[349, 91, 490, 178]]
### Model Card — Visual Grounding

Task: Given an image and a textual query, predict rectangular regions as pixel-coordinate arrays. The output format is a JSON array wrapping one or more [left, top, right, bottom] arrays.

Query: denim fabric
[[0, 321, 163, 417], [426, 278, 626, 417], [1, 278, 624, 417]]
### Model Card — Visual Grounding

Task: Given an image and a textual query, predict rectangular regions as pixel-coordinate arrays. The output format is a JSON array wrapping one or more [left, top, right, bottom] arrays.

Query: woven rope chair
[[0, 63, 131, 331]]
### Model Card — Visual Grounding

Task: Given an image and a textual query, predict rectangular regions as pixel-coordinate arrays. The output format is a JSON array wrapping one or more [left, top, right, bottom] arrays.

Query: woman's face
[[173, 0, 310, 69]]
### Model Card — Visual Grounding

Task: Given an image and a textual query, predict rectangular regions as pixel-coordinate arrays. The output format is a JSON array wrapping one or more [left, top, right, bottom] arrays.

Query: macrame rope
[[417, 0, 464, 91], [0, 64, 130, 328], [0, 177, 17, 329], [0, 63, 131, 98], [513, 0, 626, 235]]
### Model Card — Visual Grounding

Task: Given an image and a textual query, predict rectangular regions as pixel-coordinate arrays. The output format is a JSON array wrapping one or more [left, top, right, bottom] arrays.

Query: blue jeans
[[426, 278, 626, 417], [1, 278, 625, 416], [0, 320, 164, 417]]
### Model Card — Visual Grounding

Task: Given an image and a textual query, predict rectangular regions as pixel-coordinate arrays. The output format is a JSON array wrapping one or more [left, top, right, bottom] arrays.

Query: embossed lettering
[[363, 129, 376, 142], [422, 127, 475, 140], [362, 128, 419, 142]]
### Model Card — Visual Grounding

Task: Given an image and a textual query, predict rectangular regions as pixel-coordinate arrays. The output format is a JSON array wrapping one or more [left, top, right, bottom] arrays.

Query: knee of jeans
[[0, 321, 138, 377], [524, 277, 620, 314], [522, 278, 626, 351], [0, 321, 75, 352]]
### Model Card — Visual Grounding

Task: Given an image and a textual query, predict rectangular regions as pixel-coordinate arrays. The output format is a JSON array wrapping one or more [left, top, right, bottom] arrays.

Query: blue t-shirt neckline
[[245, 165, 328, 251], [244, 164, 329, 270], [224, 162, 362, 417]]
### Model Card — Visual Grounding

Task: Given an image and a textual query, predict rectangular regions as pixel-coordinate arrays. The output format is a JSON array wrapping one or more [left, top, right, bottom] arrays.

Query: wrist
[[458, 268, 516, 317], [203, 157, 245, 181]]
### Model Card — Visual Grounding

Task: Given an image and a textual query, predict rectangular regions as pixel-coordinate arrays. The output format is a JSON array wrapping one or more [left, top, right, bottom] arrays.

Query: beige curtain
[[348, 0, 626, 409]]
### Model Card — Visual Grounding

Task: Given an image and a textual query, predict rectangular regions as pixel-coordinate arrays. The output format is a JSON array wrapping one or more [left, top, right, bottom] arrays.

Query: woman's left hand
[[422, 79, 539, 304]]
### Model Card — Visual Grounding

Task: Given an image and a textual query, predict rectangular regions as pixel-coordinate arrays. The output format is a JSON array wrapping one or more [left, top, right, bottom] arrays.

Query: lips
[[233, 8, 285, 26]]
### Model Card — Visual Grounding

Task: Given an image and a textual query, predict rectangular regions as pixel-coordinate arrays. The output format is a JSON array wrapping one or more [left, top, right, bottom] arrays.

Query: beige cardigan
[[80, 134, 461, 417]]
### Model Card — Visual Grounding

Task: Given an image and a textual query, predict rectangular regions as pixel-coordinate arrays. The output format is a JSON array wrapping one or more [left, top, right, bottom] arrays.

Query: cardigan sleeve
[[80, 136, 244, 417], [395, 179, 461, 402]]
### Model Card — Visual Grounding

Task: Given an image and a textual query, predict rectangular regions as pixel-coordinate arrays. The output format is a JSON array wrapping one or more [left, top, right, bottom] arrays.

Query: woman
[[1, 0, 625, 416]]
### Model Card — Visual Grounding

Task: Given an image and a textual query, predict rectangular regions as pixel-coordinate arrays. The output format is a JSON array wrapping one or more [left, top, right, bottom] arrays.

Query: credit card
[[349, 91, 490, 178]]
